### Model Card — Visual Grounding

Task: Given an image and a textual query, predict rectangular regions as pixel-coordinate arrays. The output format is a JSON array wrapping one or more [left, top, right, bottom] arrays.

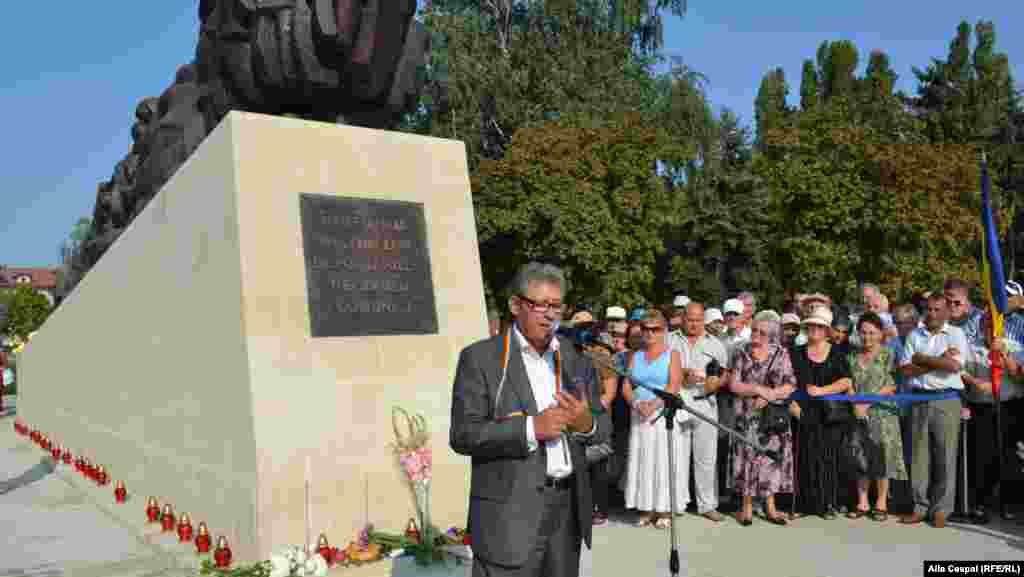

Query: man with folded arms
[[899, 293, 968, 528]]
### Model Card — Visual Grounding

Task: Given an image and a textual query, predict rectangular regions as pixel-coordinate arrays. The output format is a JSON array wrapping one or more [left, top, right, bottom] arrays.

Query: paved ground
[[3, 394, 1023, 577]]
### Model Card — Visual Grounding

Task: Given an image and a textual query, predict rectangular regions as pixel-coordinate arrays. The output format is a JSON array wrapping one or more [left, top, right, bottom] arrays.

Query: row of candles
[[13, 419, 238, 567]]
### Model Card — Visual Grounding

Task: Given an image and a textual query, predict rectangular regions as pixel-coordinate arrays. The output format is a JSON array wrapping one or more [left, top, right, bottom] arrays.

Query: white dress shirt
[[514, 325, 594, 479], [900, 322, 969, 390]]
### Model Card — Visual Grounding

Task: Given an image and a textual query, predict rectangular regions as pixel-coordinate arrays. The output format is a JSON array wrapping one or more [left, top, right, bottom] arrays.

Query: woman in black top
[[791, 306, 854, 519]]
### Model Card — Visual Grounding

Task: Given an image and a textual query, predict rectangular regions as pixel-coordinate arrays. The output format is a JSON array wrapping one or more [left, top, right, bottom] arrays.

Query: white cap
[[605, 306, 627, 320], [673, 294, 690, 308], [704, 308, 724, 324], [781, 313, 801, 326], [1008, 281, 1024, 297], [723, 299, 744, 315], [803, 306, 833, 327]]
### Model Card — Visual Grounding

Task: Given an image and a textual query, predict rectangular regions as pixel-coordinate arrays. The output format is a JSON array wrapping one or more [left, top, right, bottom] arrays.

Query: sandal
[[869, 509, 888, 522], [634, 516, 654, 528], [654, 517, 672, 530], [736, 513, 753, 526], [847, 508, 870, 519], [766, 513, 788, 526]]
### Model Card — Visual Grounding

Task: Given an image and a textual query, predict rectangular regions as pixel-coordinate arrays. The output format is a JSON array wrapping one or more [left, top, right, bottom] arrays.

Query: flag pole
[[983, 151, 1009, 518]]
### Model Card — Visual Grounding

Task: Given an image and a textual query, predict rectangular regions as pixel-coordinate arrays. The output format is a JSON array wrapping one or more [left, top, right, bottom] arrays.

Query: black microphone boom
[[632, 383, 782, 463]]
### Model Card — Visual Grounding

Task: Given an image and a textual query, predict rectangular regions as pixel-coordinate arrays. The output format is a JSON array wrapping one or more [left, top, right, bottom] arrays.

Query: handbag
[[758, 348, 790, 435], [840, 418, 880, 477], [585, 440, 614, 465]]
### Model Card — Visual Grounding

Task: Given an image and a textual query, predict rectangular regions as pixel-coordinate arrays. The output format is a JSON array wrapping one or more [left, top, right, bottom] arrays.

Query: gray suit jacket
[[449, 331, 612, 567]]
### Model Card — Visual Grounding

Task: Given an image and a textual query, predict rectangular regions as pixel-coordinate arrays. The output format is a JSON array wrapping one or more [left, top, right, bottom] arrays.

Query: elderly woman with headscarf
[[725, 311, 797, 526]]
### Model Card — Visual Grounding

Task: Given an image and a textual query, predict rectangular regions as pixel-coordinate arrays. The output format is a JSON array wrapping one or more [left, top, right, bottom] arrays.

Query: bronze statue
[[73, 0, 428, 289]]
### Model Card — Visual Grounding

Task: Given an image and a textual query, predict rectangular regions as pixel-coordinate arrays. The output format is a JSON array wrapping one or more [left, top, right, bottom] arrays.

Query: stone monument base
[[17, 111, 485, 562]]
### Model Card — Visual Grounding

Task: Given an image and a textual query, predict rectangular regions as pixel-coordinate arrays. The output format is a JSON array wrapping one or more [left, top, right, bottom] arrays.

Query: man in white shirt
[[668, 302, 728, 521], [899, 293, 968, 528]]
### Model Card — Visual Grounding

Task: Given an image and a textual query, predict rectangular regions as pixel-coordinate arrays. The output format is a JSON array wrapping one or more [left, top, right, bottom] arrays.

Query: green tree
[[821, 40, 859, 100], [800, 59, 818, 110], [757, 96, 999, 300], [3, 285, 51, 341], [864, 49, 897, 99], [754, 67, 790, 151], [473, 112, 691, 306]]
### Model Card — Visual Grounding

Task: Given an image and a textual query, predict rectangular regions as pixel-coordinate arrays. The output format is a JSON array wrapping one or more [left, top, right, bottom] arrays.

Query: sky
[[0, 1, 1021, 267]]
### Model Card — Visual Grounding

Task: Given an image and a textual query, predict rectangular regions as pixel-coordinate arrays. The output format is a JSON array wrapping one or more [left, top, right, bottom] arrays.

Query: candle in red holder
[[62, 448, 72, 465], [30, 430, 39, 442], [462, 533, 472, 545], [74, 456, 83, 472], [50, 445, 61, 462], [213, 536, 232, 568], [195, 522, 211, 553], [145, 497, 161, 523], [405, 518, 421, 543], [317, 534, 334, 565], [95, 465, 108, 485], [160, 504, 175, 532], [177, 513, 193, 543], [114, 480, 127, 504], [84, 460, 95, 480], [40, 435, 50, 450]]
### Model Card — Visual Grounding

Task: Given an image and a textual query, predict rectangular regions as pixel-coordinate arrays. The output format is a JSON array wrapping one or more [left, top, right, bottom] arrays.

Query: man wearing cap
[[721, 299, 747, 356], [899, 293, 969, 528], [704, 308, 726, 340], [781, 313, 802, 349], [669, 295, 690, 334], [668, 302, 728, 522]]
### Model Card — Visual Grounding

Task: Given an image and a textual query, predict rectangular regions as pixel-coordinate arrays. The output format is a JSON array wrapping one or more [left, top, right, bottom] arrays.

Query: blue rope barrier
[[785, 389, 961, 405]]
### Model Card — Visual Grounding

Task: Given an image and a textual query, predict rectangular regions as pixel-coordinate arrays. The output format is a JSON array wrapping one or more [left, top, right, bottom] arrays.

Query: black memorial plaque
[[299, 194, 439, 337]]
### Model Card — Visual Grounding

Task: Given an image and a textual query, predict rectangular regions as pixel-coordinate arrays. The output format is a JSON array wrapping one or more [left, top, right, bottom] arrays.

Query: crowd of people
[[486, 278, 1024, 529]]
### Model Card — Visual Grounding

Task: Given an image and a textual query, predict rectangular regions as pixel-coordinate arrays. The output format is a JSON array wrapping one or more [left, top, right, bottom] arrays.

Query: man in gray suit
[[451, 262, 613, 577]]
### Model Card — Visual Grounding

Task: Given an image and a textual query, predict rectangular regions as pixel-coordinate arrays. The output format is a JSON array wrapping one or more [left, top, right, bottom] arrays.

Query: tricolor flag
[[980, 153, 1008, 396]]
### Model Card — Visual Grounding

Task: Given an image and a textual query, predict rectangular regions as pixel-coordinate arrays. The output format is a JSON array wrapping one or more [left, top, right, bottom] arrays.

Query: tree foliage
[[758, 96, 1004, 301], [2, 285, 51, 341], [473, 113, 690, 306]]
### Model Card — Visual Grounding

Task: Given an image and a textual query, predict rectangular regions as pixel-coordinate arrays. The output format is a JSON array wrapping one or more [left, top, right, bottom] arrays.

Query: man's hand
[[853, 403, 869, 418], [534, 406, 572, 441], [557, 391, 593, 434], [879, 385, 897, 396], [776, 384, 796, 399], [807, 385, 822, 397], [753, 397, 769, 410], [789, 401, 801, 419]]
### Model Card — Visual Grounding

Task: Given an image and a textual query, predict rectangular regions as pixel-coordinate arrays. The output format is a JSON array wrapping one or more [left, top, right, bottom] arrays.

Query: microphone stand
[[633, 383, 782, 577]]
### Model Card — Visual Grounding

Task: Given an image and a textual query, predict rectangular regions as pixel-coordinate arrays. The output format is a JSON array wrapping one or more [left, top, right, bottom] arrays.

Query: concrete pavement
[[3, 394, 1023, 577]]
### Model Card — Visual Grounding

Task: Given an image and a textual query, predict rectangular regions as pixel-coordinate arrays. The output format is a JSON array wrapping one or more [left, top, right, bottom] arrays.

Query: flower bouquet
[[386, 406, 449, 567], [268, 545, 329, 577]]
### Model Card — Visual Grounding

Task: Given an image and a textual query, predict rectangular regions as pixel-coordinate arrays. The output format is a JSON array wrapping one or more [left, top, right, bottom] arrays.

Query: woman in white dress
[[621, 309, 685, 529]]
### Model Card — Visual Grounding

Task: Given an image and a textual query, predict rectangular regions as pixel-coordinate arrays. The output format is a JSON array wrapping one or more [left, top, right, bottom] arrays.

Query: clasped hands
[[751, 383, 796, 410], [534, 391, 593, 441]]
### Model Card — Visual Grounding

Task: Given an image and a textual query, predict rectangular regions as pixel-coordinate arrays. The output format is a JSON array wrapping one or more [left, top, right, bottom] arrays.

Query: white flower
[[269, 555, 291, 577], [294, 548, 308, 566], [310, 554, 329, 577], [388, 548, 406, 558]]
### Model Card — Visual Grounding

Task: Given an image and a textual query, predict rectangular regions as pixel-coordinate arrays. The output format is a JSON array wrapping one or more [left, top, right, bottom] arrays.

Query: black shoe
[[972, 507, 991, 524]]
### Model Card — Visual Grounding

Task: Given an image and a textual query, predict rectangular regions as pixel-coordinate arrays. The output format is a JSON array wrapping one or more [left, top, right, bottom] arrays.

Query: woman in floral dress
[[726, 314, 797, 526], [843, 313, 909, 520], [847, 312, 907, 521]]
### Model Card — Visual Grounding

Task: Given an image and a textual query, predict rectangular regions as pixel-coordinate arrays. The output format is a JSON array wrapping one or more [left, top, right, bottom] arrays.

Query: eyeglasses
[[948, 300, 966, 307], [611, 333, 627, 339], [515, 294, 564, 315], [641, 325, 665, 333]]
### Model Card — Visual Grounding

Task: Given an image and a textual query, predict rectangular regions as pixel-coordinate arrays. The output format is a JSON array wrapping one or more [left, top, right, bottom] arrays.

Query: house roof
[[0, 267, 59, 290]]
